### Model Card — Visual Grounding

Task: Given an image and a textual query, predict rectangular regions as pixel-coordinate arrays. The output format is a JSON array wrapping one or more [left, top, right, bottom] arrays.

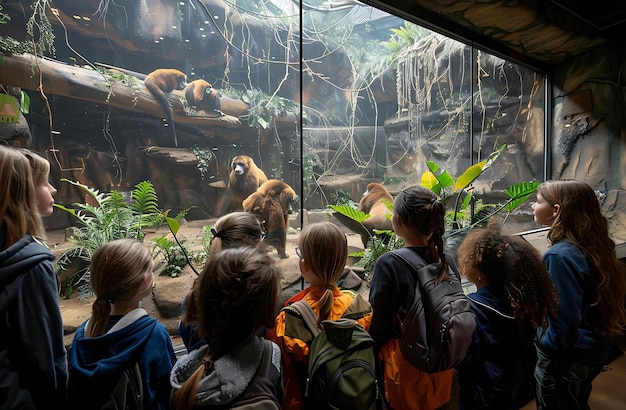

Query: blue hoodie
[[538, 239, 611, 365], [67, 308, 176, 410], [0, 231, 67, 409]]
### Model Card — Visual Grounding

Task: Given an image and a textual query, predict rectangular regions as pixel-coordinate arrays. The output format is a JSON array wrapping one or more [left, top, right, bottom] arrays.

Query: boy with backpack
[[266, 222, 376, 410]]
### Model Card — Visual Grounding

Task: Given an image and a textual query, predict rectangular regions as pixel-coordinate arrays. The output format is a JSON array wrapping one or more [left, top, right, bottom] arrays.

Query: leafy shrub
[[54, 179, 187, 296]]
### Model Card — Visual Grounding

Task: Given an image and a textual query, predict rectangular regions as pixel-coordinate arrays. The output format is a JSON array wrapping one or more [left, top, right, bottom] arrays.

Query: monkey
[[184, 79, 223, 116], [144, 69, 188, 147], [332, 182, 394, 247], [225, 154, 268, 212]]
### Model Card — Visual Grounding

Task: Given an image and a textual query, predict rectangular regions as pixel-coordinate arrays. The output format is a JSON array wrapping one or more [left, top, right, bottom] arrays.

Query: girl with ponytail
[[369, 185, 455, 410], [266, 221, 373, 410]]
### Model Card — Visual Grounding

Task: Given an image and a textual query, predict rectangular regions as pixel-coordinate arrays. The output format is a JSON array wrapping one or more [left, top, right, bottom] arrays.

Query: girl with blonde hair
[[67, 239, 176, 410], [266, 221, 372, 409], [0, 145, 67, 408], [20, 148, 57, 217]]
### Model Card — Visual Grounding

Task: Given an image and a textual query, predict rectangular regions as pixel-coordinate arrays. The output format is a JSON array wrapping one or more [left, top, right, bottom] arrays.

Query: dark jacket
[[67, 309, 176, 410], [538, 239, 612, 365], [368, 247, 457, 350], [0, 231, 68, 409], [458, 286, 536, 410]]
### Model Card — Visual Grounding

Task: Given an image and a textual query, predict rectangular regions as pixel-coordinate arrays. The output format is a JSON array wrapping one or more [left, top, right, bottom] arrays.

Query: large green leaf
[[328, 204, 370, 223], [504, 181, 539, 212], [454, 144, 506, 192], [426, 161, 455, 188]]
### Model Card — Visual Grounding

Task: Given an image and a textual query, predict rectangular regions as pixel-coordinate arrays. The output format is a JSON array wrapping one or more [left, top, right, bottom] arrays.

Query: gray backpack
[[392, 248, 476, 373]]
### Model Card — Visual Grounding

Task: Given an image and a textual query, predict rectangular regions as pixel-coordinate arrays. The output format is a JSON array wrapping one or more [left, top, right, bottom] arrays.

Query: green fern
[[54, 179, 165, 296]]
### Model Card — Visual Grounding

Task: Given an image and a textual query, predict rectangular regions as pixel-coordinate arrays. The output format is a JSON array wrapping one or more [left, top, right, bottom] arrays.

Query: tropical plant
[[329, 198, 403, 275], [151, 235, 205, 278], [224, 86, 302, 130], [0, 5, 10, 25], [419, 144, 539, 237], [329, 148, 539, 277], [53, 179, 181, 296]]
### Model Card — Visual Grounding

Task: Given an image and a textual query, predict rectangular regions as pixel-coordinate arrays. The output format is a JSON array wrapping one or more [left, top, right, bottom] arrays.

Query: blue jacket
[[0, 231, 68, 409], [538, 239, 611, 365], [458, 286, 536, 410], [68, 309, 176, 409]]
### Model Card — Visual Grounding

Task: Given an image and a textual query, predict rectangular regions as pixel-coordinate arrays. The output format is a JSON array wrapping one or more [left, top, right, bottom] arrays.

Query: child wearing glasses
[[178, 211, 265, 351], [266, 221, 372, 410]]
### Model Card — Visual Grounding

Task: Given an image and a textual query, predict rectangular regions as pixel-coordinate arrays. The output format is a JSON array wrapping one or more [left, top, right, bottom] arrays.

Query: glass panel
[[0, 0, 545, 245], [300, 4, 546, 243]]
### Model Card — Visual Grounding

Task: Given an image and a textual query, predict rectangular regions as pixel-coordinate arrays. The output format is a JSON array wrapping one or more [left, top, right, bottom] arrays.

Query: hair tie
[[326, 284, 334, 291], [210, 228, 223, 238], [497, 242, 510, 258], [201, 356, 214, 375], [430, 197, 437, 205]]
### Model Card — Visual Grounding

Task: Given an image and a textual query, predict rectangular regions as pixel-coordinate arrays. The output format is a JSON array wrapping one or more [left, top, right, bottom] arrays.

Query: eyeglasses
[[295, 246, 303, 259]]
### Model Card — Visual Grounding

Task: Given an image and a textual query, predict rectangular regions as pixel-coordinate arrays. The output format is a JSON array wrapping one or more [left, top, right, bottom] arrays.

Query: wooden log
[[0, 52, 243, 127]]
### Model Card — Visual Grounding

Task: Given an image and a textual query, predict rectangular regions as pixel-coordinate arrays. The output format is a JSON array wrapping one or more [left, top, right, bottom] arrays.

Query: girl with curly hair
[[456, 220, 558, 409]]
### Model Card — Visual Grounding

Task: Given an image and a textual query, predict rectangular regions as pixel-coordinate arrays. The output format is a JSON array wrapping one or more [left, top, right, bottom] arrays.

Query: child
[[368, 185, 454, 410], [178, 211, 265, 351], [455, 220, 558, 409], [67, 239, 176, 410], [266, 221, 372, 410], [532, 180, 626, 409], [170, 246, 283, 409], [0, 145, 67, 408], [20, 148, 58, 217]]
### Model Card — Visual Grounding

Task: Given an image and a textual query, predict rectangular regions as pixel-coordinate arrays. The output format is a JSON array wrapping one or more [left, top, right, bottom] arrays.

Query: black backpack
[[68, 362, 143, 410], [283, 293, 378, 410], [392, 248, 476, 373]]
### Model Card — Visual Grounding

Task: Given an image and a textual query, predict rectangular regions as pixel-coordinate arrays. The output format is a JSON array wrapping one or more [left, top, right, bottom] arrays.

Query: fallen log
[[0, 52, 244, 127]]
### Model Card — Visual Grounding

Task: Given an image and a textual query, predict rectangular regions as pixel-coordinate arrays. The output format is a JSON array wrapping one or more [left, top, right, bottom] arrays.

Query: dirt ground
[[50, 217, 369, 347]]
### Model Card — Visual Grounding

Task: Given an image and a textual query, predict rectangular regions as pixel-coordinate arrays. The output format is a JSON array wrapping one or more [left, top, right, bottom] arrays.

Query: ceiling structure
[[363, 0, 626, 71]]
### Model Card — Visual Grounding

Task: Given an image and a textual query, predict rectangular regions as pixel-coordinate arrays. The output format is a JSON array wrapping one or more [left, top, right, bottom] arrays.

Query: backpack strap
[[392, 248, 462, 281], [257, 339, 275, 379], [391, 247, 428, 273], [288, 301, 322, 337]]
